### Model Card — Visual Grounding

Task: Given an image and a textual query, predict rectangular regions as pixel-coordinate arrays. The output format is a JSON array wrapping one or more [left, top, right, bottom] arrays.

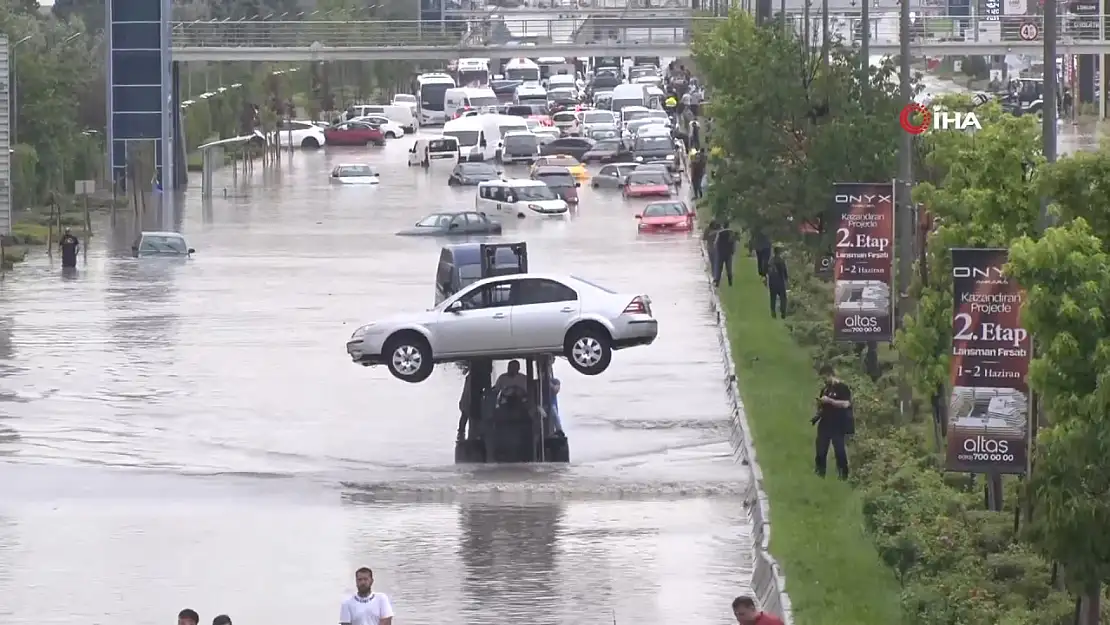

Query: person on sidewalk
[[749, 228, 771, 281], [690, 149, 707, 200], [811, 364, 853, 480], [732, 596, 784, 625], [703, 219, 721, 270], [766, 246, 788, 319], [712, 223, 737, 288]]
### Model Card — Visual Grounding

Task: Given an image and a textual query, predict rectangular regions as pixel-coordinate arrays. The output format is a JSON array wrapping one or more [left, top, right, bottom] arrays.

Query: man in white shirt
[[340, 567, 394, 625]]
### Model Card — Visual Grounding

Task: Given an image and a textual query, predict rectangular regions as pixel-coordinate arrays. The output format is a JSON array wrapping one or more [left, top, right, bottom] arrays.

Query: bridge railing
[[171, 17, 710, 48], [779, 12, 1108, 44]]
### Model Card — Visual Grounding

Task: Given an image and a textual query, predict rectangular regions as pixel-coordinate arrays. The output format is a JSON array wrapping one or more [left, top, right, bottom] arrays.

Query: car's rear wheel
[[383, 332, 434, 383], [301, 137, 321, 149], [564, 323, 612, 376], [385, 131, 398, 139]]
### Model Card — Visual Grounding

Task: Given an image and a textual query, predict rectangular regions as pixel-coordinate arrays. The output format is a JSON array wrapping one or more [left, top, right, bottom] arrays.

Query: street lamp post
[[11, 35, 31, 147]]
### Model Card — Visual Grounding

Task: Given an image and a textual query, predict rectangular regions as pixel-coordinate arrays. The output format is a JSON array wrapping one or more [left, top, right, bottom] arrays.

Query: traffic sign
[[1019, 22, 1040, 40]]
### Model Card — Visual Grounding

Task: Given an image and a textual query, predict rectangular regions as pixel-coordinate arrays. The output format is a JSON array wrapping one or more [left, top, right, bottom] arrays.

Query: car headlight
[[528, 204, 543, 211], [351, 324, 375, 339], [665, 154, 675, 160], [635, 156, 644, 162]]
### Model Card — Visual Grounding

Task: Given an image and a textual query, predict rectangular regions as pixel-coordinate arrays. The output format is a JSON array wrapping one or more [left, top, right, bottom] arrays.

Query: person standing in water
[[59, 228, 79, 268]]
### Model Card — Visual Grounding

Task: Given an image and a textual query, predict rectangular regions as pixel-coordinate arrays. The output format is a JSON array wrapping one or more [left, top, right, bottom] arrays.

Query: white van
[[480, 114, 530, 161], [514, 84, 548, 106], [501, 130, 541, 164], [347, 104, 417, 133], [610, 84, 650, 115], [443, 117, 490, 162], [444, 87, 499, 116], [618, 105, 653, 126], [407, 135, 460, 167], [645, 86, 666, 110], [547, 73, 577, 93], [476, 179, 569, 217]]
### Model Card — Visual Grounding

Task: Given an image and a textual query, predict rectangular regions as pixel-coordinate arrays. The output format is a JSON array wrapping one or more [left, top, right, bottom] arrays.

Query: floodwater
[[0, 137, 754, 625]]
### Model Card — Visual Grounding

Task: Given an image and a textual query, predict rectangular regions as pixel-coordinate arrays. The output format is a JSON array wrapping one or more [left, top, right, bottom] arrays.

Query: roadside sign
[[1019, 22, 1040, 40], [74, 180, 95, 195]]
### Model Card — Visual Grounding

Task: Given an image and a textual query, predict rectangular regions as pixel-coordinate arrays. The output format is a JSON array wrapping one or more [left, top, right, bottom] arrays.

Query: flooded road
[[0, 136, 753, 624]]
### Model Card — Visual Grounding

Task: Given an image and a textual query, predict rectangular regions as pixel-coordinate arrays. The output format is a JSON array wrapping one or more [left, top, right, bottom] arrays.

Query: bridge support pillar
[[106, 0, 184, 193]]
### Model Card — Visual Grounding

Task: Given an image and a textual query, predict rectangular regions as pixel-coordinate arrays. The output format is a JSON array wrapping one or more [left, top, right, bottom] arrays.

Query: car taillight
[[623, 296, 649, 315]]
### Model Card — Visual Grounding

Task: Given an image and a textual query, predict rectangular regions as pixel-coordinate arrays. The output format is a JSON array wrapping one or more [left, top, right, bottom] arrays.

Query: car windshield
[[459, 163, 496, 175], [550, 90, 576, 100], [623, 110, 651, 122], [139, 235, 188, 254], [428, 138, 457, 152], [590, 129, 619, 140], [505, 134, 537, 147], [416, 214, 452, 227], [393, 94, 416, 103], [469, 96, 499, 108], [629, 172, 666, 184], [584, 112, 614, 123], [553, 112, 577, 122], [514, 185, 558, 201], [647, 110, 669, 120], [337, 165, 375, 176], [570, 275, 616, 293], [635, 136, 672, 151], [644, 203, 686, 217], [443, 130, 480, 145], [536, 172, 575, 186], [593, 139, 621, 151]]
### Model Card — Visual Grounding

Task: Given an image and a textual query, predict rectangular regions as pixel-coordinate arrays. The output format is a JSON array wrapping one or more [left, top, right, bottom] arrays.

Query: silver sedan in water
[[346, 273, 659, 383], [591, 163, 639, 189]]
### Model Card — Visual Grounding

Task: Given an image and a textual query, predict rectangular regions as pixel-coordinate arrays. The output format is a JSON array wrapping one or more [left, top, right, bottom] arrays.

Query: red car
[[623, 171, 672, 198], [636, 201, 694, 232], [324, 121, 385, 147], [529, 115, 554, 127]]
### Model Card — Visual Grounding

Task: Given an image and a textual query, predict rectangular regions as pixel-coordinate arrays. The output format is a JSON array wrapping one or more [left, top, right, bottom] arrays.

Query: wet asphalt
[[0, 135, 754, 624]]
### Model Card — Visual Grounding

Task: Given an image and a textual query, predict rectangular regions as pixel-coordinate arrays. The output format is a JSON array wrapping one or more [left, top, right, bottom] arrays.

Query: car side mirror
[[131, 245, 138, 257], [635, 214, 642, 220], [188, 248, 196, 254], [446, 300, 463, 313], [575, 182, 581, 187]]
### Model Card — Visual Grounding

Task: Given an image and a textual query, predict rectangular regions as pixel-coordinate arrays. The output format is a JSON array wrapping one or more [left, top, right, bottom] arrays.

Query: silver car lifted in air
[[346, 273, 659, 382]]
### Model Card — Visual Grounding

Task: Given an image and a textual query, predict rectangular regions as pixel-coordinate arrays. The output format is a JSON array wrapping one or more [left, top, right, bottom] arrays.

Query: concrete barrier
[[704, 246, 795, 624]]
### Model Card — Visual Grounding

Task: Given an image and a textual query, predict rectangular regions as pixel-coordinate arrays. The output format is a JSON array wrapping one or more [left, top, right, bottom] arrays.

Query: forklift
[[453, 242, 571, 464]]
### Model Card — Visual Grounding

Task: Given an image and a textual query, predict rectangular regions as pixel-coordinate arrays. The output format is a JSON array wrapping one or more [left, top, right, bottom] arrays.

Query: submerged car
[[449, 162, 501, 186], [330, 163, 380, 184], [531, 155, 588, 181], [623, 170, 672, 198], [531, 166, 580, 204], [345, 273, 659, 382], [324, 121, 386, 146], [132, 231, 194, 258], [582, 138, 624, 163], [636, 201, 693, 232], [591, 163, 639, 189], [396, 211, 503, 236], [539, 137, 595, 162]]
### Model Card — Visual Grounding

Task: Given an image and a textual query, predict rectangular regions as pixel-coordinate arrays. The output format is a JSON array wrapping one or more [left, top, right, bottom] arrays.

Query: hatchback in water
[[531, 166, 580, 204]]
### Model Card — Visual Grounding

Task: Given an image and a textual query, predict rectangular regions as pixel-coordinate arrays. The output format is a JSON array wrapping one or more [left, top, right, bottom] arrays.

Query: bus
[[415, 72, 457, 126], [504, 58, 541, 83], [455, 58, 491, 86]]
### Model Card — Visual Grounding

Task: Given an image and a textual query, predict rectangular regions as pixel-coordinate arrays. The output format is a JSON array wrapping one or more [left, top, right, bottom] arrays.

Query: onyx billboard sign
[[830, 182, 895, 342], [945, 248, 1031, 474]]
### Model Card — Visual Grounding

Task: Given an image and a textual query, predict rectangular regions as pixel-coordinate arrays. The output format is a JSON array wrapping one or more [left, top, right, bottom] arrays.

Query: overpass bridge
[[168, 14, 1110, 61]]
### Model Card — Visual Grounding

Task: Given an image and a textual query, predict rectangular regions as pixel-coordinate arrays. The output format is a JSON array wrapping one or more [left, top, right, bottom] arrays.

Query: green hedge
[[718, 244, 1076, 625]]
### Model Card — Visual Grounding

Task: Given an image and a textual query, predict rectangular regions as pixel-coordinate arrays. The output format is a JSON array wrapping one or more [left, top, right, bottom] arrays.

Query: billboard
[[945, 248, 1031, 474], [831, 182, 895, 342]]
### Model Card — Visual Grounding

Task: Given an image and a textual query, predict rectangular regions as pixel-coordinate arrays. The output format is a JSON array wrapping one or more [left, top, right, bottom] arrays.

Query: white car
[[272, 120, 327, 149], [330, 163, 380, 184], [352, 115, 405, 139], [477, 179, 568, 217], [346, 273, 659, 382]]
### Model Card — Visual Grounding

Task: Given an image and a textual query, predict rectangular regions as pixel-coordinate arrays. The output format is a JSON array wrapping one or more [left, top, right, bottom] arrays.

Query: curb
[[703, 246, 795, 624]]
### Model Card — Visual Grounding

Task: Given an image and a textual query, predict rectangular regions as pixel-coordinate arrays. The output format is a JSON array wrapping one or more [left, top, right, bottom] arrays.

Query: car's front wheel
[[383, 332, 434, 383], [301, 137, 321, 149], [385, 131, 398, 139], [564, 324, 612, 376]]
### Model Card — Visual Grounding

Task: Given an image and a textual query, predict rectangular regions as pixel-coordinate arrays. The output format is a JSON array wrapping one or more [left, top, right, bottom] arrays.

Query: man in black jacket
[[766, 246, 788, 318], [812, 364, 852, 479], [59, 228, 79, 268], [749, 229, 771, 281], [690, 149, 707, 199], [712, 224, 737, 287]]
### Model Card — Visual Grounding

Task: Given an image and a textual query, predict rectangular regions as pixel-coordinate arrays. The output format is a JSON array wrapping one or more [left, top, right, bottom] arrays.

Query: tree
[[896, 99, 1042, 424], [691, 12, 904, 248], [1006, 217, 1110, 625]]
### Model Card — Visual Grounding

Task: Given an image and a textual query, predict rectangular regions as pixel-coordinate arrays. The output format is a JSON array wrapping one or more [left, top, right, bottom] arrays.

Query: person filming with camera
[[811, 364, 853, 480]]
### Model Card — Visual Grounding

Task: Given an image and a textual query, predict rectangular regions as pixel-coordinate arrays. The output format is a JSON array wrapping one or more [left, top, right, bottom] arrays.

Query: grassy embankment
[[1, 199, 115, 269], [717, 253, 904, 625]]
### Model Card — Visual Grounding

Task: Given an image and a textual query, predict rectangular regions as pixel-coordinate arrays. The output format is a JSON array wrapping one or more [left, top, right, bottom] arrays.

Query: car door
[[464, 212, 489, 233], [434, 281, 515, 356], [510, 278, 580, 350], [447, 214, 467, 234]]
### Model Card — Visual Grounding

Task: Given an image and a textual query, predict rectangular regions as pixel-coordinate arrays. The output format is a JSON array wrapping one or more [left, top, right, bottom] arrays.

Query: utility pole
[[821, 0, 829, 71], [896, 0, 914, 419], [860, 0, 870, 95]]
